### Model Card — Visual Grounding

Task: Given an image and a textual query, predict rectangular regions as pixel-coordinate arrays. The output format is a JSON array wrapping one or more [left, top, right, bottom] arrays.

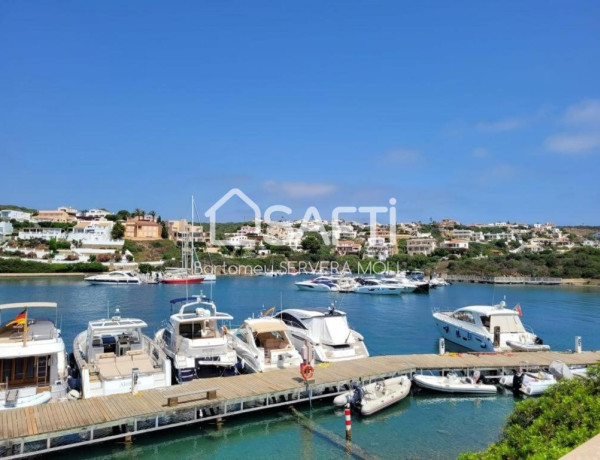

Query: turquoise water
[[1, 276, 599, 459]]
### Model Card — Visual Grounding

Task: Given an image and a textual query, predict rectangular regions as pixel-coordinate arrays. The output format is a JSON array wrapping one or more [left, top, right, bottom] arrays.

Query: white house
[[0, 210, 32, 222], [0, 221, 13, 238], [365, 237, 397, 261], [67, 221, 123, 247], [18, 227, 66, 241], [442, 240, 470, 253], [85, 209, 112, 219], [407, 237, 436, 256]]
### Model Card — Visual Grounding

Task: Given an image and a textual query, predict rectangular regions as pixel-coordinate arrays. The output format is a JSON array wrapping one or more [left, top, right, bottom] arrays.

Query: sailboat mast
[[191, 195, 194, 274]]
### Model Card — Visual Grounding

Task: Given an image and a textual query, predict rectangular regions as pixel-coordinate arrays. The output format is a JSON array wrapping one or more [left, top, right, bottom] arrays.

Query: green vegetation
[[0, 258, 106, 273], [459, 364, 600, 460], [123, 239, 180, 262], [446, 247, 600, 279], [111, 222, 125, 239]]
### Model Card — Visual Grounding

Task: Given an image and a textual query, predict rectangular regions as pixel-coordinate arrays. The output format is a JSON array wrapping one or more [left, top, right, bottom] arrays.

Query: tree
[[111, 222, 125, 239], [161, 222, 169, 239], [301, 233, 322, 254]]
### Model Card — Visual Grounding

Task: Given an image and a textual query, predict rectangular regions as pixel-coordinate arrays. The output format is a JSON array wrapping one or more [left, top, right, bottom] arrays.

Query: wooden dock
[[1, 350, 599, 458]]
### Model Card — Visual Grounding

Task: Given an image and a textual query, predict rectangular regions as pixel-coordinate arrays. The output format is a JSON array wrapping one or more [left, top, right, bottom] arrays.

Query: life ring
[[301, 364, 314, 380]]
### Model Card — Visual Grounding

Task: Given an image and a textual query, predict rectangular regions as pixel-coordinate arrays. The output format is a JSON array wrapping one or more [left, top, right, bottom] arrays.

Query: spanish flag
[[5, 310, 27, 328]]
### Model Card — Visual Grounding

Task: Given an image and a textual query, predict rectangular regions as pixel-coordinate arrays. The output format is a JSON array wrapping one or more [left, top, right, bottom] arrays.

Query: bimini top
[[0, 302, 57, 311], [241, 317, 289, 333], [88, 318, 148, 331], [454, 302, 520, 317]]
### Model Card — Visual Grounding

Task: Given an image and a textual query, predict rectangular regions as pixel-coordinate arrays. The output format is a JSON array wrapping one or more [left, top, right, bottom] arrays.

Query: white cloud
[[476, 117, 525, 133], [472, 147, 491, 158], [544, 133, 600, 154], [476, 106, 551, 133], [562, 99, 600, 126], [381, 149, 421, 165], [263, 180, 337, 198]]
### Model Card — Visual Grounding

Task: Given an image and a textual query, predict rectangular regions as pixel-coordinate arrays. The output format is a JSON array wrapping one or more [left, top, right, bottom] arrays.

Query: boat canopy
[[88, 318, 147, 331], [0, 302, 57, 311], [305, 315, 351, 345], [489, 314, 526, 333], [245, 320, 288, 334]]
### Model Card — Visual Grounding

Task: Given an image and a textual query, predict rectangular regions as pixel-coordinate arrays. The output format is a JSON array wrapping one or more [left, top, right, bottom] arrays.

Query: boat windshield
[[180, 321, 217, 339], [490, 314, 526, 333], [451, 311, 476, 324]]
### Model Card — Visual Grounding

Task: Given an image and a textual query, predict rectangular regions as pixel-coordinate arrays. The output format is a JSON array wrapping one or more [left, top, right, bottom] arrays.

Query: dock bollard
[[438, 338, 445, 355], [575, 336, 582, 353], [345, 403, 352, 441]]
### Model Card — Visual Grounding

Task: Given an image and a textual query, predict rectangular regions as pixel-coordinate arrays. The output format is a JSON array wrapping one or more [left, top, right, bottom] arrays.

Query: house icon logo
[[204, 188, 261, 246]]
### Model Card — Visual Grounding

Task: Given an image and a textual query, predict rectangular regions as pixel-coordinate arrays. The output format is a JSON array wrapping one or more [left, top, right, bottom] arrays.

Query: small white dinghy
[[520, 371, 557, 396], [0, 390, 52, 410], [506, 340, 550, 352], [413, 372, 497, 395], [333, 376, 411, 416]]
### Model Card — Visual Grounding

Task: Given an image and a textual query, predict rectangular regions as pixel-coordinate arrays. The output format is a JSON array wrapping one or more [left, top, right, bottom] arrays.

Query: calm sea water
[[1, 276, 599, 459]]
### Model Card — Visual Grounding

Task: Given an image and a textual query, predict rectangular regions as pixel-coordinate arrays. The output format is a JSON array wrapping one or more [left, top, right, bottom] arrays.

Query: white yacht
[[154, 296, 238, 383], [85, 271, 141, 285], [227, 317, 302, 373], [295, 277, 340, 292], [433, 301, 549, 352], [273, 306, 369, 363], [0, 302, 68, 409], [72, 309, 171, 398], [355, 278, 406, 295]]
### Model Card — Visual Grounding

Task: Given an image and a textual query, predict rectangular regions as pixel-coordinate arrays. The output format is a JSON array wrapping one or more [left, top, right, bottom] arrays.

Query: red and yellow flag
[[5, 310, 27, 328]]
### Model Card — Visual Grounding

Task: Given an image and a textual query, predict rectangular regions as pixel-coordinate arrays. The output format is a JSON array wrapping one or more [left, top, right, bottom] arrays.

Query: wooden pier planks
[[1, 350, 598, 443]]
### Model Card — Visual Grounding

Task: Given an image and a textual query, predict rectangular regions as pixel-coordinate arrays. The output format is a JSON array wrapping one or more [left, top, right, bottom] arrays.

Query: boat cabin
[[85, 317, 147, 362]]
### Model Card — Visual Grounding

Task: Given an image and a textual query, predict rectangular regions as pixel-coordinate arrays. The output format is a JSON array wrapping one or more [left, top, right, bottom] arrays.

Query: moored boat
[[333, 376, 412, 415], [154, 296, 237, 382], [413, 372, 497, 394], [0, 302, 68, 409], [433, 301, 549, 352], [85, 271, 141, 285], [274, 305, 369, 363], [72, 309, 172, 398], [227, 317, 302, 373]]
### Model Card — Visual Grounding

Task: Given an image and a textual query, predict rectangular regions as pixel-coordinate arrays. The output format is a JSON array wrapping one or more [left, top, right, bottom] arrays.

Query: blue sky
[[1, 1, 599, 224]]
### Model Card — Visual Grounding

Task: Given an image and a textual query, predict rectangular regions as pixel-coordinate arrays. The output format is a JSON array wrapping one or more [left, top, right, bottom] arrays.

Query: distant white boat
[[413, 372, 497, 394], [354, 278, 406, 295], [85, 271, 141, 285], [295, 277, 340, 292], [333, 376, 411, 415]]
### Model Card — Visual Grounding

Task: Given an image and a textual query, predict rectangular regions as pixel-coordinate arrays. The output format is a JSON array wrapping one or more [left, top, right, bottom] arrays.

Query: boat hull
[[413, 374, 497, 394], [0, 391, 52, 410], [162, 277, 204, 284]]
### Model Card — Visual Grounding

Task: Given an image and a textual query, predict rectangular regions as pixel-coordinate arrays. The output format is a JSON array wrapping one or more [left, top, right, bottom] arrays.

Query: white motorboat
[[227, 317, 302, 373], [333, 376, 412, 415], [354, 278, 404, 295], [295, 277, 340, 292], [0, 391, 51, 410], [155, 296, 238, 382], [0, 302, 68, 409], [413, 372, 498, 394], [433, 301, 549, 352], [273, 306, 369, 363], [72, 309, 171, 398], [85, 270, 141, 285]]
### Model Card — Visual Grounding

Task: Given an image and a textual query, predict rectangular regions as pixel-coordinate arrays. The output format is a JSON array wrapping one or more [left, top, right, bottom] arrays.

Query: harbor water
[[1, 276, 599, 459]]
